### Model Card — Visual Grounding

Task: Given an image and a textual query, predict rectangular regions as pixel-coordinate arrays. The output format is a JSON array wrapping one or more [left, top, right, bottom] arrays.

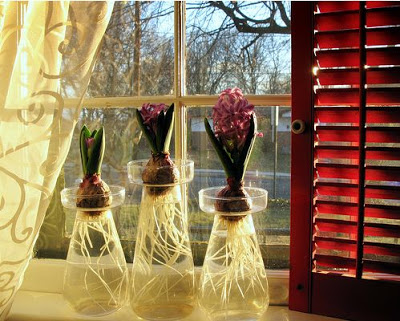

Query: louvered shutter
[[290, 2, 400, 320]]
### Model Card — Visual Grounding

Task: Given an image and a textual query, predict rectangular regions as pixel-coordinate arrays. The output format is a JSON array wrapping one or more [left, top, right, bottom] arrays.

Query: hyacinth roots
[[199, 214, 269, 319], [130, 185, 195, 319], [64, 211, 128, 315]]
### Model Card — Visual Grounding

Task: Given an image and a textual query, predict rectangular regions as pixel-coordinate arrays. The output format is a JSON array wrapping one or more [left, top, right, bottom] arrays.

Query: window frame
[[62, 1, 292, 267]]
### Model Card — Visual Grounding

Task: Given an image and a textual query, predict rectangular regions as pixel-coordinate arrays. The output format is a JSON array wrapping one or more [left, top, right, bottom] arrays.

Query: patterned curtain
[[0, 1, 113, 318]]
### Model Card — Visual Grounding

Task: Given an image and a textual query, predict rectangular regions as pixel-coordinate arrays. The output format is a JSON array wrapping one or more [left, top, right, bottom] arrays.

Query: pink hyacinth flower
[[140, 103, 167, 134], [85, 137, 95, 149], [212, 87, 257, 151]]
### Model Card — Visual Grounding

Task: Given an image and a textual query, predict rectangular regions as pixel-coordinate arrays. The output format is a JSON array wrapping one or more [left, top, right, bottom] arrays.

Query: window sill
[[7, 259, 345, 321], [7, 291, 344, 321]]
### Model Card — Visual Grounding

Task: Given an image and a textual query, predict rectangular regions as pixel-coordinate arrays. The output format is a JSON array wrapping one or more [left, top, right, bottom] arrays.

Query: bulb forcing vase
[[198, 187, 269, 321], [128, 159, 195, 321], [61, 186, 128, 316]]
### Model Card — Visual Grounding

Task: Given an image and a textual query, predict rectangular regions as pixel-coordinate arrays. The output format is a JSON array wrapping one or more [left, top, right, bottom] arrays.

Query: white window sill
[[7, 291, 344, 321], [6, 259, 346, 321]]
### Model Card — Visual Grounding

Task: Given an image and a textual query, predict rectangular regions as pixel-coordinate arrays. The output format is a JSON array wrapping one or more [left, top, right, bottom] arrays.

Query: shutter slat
[[363, 260, 400, 275], [367, 67, 400, 85], [367, 2, 400, 9], [316, 27, 400, 49], [364, 242, 400, 257], [314, 236, 356, 252], [315, 182, 358, 197], [317, 67, 400, 86], [365, 184, 400, 199], [365, 204, 400, 219], [315, 107, 359, 123], [315, 11, 359, 31], [367, 6, 400, 27], [315, 237, 400, 257], [315, 199, 358, 217], [315, 125, 359, 142], [316, 218, 400, 238], [314, 254, 356, 269], [366, 165, 400, 181], [316, 49, 358, 68], [367, 107, 400, 123], [315, 218, 358, 233], [316, 163, 359, 179], [315, 145, 359, 159], [317, 2, 359, 13], [315, 182, 400, 199], [316, 47, 400, 69], [315, 30, 358, 49], [365, 222, 400, 238], [366, 26, 400, 46], [366, 127, 400, 143], [367, 87, 400, 105], [367, 47, 400, 66], [316, 149, 400, 161], [316, 88, 359, 106], [366, 146, 400, 160], [317, 68, 359, 86]]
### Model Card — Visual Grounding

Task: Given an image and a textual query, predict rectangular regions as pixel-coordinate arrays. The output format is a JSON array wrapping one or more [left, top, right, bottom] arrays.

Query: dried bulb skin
[[76, 174, 111, 213], [215, 178, 250, 221], [142, 153, 178, 196]]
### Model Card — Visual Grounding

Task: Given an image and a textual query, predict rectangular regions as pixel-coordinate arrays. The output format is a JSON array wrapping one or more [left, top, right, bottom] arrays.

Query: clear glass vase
[[127, 159, 195, 321], [198, 186, 269, 321], [61, 185, 129, 316]]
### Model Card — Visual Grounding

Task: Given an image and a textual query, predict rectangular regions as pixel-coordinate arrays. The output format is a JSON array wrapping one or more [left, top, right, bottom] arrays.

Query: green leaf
[[238, 114, 256, 181], [156, 110, 165, 152], [204, 118, 235, 178], [79, 125, 91, 175], [86, 127, 105, 175], [162, 103, 174, 153], [136, 109, 158, 154]]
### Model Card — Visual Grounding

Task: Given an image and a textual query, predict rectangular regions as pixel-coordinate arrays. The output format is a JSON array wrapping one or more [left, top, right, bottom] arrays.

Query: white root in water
[[200, 215, 267, 307], [132, 186, 193, 304], [71, 211, 127, 311]]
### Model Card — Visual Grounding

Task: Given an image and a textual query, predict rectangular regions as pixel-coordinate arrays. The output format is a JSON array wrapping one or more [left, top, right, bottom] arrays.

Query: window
[[290, 2, 400, 320], [35, 1, 292, 270]]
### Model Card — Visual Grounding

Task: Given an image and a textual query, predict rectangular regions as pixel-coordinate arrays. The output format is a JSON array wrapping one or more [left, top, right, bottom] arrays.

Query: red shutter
[[290, 2, 400, 320]]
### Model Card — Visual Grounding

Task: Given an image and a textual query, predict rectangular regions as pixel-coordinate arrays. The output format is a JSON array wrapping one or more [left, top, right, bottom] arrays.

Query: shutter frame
[[290, 2, 400, 320], [289, 1, 314, 312]]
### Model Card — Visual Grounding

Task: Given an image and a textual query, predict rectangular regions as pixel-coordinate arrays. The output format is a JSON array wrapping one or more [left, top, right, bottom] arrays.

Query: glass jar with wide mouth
[[198, 186, 269, 321], [127, 159, 195, 321], [61, 185, 128, 316]]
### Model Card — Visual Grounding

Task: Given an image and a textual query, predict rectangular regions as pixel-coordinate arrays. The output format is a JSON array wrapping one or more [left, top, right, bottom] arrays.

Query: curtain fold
[[0, 1, 113, 318]]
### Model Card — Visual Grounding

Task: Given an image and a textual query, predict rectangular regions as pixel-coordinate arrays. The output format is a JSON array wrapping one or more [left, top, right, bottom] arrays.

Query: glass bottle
[[61, 185, 128, 316], [198, 186, 269, 321], [127, 159, 195, 321]]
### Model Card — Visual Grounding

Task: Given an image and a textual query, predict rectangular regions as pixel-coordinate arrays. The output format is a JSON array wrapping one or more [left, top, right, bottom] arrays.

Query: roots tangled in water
[[199, 214, 269, 320], [64, 211, 128, 315], [130, 185, 195, 320]]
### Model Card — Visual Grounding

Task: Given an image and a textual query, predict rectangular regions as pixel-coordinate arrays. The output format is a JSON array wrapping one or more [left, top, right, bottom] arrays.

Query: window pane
[[186, 1, 291, 95], [188, 106, 290, 268], [74, 2, 174, 98], [35, 107, 176, 260]]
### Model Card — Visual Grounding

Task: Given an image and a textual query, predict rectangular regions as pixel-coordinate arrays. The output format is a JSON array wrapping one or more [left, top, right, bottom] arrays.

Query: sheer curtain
[[0, 1, 113, 318]]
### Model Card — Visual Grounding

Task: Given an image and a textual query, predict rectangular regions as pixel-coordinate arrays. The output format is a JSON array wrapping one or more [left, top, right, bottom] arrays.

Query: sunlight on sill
[[7, 291, 344, 321]]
